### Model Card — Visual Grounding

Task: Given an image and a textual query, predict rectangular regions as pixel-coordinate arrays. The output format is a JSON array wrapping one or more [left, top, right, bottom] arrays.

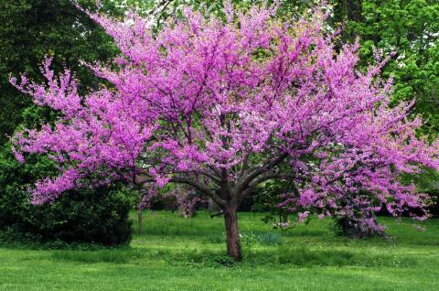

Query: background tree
[[334, 0, 439, 136], [0, 0, 122, 144]]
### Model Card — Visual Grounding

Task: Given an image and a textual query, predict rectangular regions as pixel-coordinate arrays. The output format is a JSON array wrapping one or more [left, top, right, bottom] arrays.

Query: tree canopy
[[10, 2, 438, 260]]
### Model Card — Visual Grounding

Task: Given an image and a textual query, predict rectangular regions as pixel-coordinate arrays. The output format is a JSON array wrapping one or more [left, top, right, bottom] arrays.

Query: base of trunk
[[137, 210, 143, 234], [224, 205, 242, 261]]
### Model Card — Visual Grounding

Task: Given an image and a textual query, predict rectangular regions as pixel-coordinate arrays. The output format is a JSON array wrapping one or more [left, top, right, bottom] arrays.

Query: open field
[[1, 211, 439, 290]]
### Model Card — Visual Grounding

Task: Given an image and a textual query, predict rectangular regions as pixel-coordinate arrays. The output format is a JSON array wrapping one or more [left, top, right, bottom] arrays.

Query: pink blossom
[[298, 211, 310, 222]]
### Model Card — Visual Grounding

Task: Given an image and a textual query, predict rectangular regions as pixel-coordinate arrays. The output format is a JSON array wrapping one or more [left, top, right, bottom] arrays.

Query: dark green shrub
[[0, 144, 132, 246], [0, 186, 132, 246], [24, 186, 132, 246], [333, 215, 384, 239]]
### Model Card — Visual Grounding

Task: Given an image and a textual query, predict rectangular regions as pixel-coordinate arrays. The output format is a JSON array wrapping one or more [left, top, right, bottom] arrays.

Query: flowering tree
[[11, 2, 438, 260]]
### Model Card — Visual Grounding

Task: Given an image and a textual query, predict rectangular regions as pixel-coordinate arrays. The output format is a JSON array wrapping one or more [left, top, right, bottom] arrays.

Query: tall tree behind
[[0, 0, 119, 144], [333, 0, 439, 137]]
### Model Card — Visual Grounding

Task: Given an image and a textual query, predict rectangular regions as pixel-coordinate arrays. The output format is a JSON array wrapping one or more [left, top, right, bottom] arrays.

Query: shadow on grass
[[0, 234, 128, 251], [140, 224, 329, 238], [282, 230, 330, 237], [51, 248, 145, 264], [50, 246, 417, 268], [244, 247, 416, 268]]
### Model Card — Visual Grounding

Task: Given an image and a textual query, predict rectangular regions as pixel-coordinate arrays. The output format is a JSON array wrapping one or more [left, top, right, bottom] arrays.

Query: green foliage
[[0, 186, 133, 246], [0, 143, 56, 229], [253, 179, 293, 225], [0, 142, 132, 246], [333, 215, 384, 239], [0, 0, 118, 144], [28, 187, 131, 245], [335, 0, 439, 137], [0, 187, 132, 246], [401, 168, 439, 216]]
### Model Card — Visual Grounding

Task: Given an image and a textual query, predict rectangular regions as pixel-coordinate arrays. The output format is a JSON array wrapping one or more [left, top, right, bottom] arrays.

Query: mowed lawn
[[1, 211, 439, 291]]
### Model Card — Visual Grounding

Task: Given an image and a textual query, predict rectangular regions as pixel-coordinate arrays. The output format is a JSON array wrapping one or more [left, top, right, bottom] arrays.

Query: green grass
[[1, 211, 439, 290]]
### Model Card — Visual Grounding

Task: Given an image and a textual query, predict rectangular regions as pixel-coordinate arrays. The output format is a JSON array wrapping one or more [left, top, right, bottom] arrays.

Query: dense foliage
[[0, 144, 132, 245], [339, 0, 439, 136], [0, 0, 121, 144]]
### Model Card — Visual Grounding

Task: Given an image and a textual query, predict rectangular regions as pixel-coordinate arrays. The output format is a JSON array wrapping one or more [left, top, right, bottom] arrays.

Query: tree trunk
[[137, 210, 143, 234], [208, 197, 221, 213], [208, 197, 223, 218], [223, 204, 242, 261], [281, 212, 289, 223]]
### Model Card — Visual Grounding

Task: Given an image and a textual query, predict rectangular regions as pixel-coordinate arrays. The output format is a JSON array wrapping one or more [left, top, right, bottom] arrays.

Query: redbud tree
[[11, 2, 438, 260]]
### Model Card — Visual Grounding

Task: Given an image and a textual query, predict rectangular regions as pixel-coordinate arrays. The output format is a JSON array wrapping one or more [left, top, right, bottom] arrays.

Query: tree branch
[[237, 171, 296, 204], [236, 152, 289, 195], [169, 176, 227, 207]]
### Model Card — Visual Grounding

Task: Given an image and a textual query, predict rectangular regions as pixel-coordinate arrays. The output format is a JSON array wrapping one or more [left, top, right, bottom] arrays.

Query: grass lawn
[[1, 211, 439, 290]]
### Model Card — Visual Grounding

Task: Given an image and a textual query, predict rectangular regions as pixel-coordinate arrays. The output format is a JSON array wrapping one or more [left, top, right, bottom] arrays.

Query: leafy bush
[[0, 144, 132, 246], [333, 215, 384, 239], [0, 186, 132, 246]]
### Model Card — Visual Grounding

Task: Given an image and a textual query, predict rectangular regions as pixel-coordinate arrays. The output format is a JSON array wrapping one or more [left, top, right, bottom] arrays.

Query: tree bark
[[138, 210, 143, 234], [281, 212, 288, 223], [208, 197, 222, 217], [223, 204, 242, 261]]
